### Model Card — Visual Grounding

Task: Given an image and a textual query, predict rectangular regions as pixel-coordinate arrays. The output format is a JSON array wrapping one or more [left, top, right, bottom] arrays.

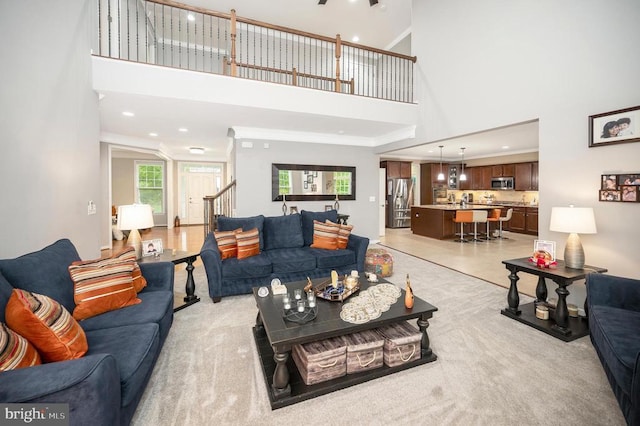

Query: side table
[[138, 250, 201, 312], [501, 258, 607, 342]]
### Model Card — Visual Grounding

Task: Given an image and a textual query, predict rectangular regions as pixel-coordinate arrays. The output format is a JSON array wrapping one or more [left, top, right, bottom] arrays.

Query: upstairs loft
[[93, 0, 420, 160]]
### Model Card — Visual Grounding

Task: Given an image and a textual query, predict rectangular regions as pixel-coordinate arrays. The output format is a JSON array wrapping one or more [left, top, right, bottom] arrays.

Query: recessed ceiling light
[[187, 14, 195, 21], [122, 111, 134, 117], [178, 128, 188, 132], [502, 145, 510, 149], [352, 36, 360, 43], [338, 130, 345, 134], [149, 132, 158, 137], [189, 147, 205, 154]]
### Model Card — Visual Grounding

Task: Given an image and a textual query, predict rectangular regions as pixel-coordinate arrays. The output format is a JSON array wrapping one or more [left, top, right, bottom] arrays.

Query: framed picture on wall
[[618, 174, 640, 185], [621, 186, 640, 202], [589, 105, 640, 147], [601, 175, 618, 190], [599, 190, 621, 202]]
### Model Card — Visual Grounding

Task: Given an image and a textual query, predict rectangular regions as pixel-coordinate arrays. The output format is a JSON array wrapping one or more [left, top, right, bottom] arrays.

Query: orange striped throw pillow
[[5, 289, 88, 362], [214, 228, 242, 259], [68, 257, 141, 321], [0, 323, 41, 371], [236, 227, 261, 259], [336, 222, 353, 250], [71, 247, 147, 293], [310, 220, 340, 250]]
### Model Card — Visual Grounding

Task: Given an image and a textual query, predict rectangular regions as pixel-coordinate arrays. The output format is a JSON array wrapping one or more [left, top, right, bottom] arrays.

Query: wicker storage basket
[[292, 337, 347, 385], [342, 329, 384, 374], [375, 321, 422, 367]]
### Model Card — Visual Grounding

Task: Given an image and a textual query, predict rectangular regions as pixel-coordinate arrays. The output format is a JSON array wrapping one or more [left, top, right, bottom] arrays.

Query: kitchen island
[[410, 204, 499, 240]]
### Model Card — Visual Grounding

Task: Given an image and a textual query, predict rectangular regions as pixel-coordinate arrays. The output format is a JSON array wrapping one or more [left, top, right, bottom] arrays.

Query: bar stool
[[471, 210, 488, 242], [485, 208, 502, 240], [452, 210, 474, 243], [496, 208, 513, 239]]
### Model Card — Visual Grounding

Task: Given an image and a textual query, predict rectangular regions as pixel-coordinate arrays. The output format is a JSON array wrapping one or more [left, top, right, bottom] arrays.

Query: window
[[136, 161, 164, 214], [279, 170, 291, 195], [334, 172, 351, 195]]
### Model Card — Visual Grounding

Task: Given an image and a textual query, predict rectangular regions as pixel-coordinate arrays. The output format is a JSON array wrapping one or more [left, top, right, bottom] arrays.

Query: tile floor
[[379, 227, 540, 297]]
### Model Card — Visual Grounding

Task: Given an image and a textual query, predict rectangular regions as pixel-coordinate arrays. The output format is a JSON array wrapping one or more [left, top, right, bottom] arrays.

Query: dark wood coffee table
[[252, 278, 438, 409]]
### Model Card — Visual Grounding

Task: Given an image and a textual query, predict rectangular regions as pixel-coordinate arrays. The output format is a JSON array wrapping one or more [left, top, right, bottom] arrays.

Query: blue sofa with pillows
[[586, 273, 640, 426], [201, 210, 369, 302], [0, 239, 174, 426]]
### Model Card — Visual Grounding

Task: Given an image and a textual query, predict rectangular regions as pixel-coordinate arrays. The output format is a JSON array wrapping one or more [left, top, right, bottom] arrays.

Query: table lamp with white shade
[[117, 204, 154, 259], [549, 206, 597, 269]]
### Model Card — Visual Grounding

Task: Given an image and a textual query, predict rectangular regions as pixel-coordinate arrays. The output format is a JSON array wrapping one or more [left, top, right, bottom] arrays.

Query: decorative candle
[[307, 292, 316, 308], [294, 289, 302, 300], [297, 300, 305, 312], [283, 293, 291, 310]]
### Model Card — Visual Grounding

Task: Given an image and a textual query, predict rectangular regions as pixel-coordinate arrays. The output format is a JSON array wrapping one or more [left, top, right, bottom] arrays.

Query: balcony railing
[[94, 0, 416, 103]]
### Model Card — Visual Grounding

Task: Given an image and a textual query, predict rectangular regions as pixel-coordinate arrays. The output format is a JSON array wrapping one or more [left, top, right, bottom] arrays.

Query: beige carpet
[[131, 245, 624, 425]]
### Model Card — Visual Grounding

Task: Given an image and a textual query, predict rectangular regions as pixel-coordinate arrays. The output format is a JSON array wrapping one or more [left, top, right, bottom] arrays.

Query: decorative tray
[[304, 276, 360, 302]]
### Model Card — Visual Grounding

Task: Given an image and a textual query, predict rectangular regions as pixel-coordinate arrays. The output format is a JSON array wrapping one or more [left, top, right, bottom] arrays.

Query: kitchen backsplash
[[449, 190, 539, 205]]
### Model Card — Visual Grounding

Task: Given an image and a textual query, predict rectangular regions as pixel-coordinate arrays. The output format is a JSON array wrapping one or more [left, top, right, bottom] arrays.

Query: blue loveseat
[[0, 239, 174, 426], [201, 210, 370, 302], [587, 273, 640, 425]]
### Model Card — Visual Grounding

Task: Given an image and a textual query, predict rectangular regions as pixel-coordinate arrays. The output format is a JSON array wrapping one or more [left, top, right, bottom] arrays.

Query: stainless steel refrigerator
[[386, 178, 414, 228]]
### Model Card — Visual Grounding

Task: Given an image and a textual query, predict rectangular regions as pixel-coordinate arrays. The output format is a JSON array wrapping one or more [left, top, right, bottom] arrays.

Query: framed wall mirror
[[272, 163, 356, 202]]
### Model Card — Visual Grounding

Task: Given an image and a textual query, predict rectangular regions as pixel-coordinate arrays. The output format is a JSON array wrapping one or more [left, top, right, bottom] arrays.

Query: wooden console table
[[501, 258, 607, 342]]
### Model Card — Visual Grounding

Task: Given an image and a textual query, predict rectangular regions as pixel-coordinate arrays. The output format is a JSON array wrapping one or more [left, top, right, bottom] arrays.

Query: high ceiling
[[102, 0, 538, 162]]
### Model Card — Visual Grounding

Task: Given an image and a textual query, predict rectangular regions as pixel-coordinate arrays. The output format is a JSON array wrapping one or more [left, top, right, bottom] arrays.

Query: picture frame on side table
[[324, 205, 333, 211], [621, 186, 640, 202], [599, 190, 622, 202], [142, 239, 163, 256], [533, 240, 556, 261], [589, 105, 640, 147]]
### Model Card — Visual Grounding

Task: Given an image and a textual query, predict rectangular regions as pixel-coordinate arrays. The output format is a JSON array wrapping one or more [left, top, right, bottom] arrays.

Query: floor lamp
[[117, 204, 154, 259], [549, 206, 597, 269]]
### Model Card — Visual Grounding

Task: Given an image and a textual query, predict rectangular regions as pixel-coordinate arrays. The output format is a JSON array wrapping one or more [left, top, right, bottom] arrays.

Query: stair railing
[[203, 180, 236, 236]]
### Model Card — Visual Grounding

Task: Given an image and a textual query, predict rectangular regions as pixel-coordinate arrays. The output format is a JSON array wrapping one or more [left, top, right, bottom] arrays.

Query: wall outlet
[[369, 196, 376, 202], [87, 201, 97, 215]]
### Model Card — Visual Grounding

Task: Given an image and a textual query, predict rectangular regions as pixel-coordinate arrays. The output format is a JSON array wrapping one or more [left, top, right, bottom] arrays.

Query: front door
[[186, 173, 215, 225]]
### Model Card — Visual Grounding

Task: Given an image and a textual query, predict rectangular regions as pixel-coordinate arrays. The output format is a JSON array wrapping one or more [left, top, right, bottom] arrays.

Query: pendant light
[[437, 145, 445, 181], [459, 147, 467, 181]]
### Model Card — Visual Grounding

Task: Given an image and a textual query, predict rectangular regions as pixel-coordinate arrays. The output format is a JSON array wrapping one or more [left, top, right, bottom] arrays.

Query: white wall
[[412, 0, 640, 303], [0, 0, 101, 259], [234, 139, 380, 241]]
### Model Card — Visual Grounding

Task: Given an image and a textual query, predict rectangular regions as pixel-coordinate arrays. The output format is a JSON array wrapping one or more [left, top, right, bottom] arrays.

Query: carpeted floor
[[131, 245, 624, 425]]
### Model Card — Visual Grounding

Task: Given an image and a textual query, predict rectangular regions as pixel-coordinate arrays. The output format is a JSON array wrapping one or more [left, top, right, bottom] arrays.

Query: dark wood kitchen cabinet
[[515, 162, 538, 191], [492, 164, 515, 177], [382, 161, 412, 179]]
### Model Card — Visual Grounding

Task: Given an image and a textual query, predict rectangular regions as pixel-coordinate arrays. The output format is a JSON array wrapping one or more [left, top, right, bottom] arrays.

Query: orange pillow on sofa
[[0, 322, 41, 371], [214, 228, 242, 259], [5, 289, 88, 363], [336, 222, 353, 250], [68, 256, 141, 321], [236, 228, 261, 259], [71, 247, 147, 293], [310, 220, 340, 250]]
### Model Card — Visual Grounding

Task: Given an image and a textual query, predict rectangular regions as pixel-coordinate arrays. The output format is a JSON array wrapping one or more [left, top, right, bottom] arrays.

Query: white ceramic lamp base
[[126, 228, 143, 259]]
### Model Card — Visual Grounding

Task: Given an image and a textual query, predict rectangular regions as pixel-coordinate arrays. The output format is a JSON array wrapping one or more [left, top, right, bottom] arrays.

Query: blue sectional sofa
[[586, 273, 640, 425], [0, 239, 174, 426], [201, 210, 370, 302]]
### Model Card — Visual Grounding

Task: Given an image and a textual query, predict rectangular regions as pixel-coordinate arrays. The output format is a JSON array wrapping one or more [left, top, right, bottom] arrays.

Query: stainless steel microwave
[[491, 177, 514, 190]]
